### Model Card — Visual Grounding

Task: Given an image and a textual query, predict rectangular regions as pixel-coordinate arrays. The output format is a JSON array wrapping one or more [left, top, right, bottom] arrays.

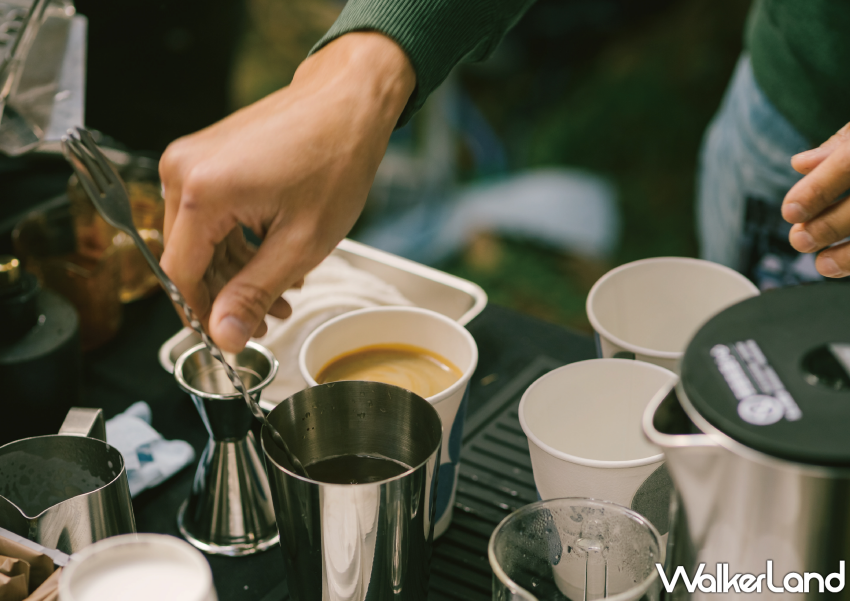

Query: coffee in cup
[[315, 343, 462, 399]]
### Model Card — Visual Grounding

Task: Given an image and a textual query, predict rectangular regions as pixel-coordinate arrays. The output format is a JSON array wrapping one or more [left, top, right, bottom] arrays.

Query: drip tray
[[429, 355, 563, 600]]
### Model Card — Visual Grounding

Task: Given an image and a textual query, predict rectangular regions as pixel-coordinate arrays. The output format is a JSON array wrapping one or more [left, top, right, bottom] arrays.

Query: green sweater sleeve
[[311, 0, 536, 126]]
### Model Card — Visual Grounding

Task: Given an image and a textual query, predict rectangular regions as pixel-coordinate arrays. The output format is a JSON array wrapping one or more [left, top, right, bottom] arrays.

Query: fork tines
[[61, 128, 108, 198]]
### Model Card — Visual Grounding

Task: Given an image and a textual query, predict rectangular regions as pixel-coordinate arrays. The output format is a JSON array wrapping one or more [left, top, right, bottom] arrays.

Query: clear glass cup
[[488, 498, 663, 601]]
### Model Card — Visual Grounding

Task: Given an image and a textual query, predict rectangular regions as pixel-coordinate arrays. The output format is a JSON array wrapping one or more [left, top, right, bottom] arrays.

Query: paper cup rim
[[298, 305, 478, 406], [488, 497, 662, 601], [519, 359, 675, 468], [58, 533, 214, 601], [585, 256, 759, 360]]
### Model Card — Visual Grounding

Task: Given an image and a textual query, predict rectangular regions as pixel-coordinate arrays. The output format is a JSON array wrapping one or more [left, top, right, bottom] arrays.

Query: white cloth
[[256, 255, 413, 404], [105, 401, 195, 497]]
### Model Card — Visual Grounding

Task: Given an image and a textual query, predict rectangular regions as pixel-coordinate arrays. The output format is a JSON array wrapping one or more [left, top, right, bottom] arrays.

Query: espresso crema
[[315, 343, 462, 398]]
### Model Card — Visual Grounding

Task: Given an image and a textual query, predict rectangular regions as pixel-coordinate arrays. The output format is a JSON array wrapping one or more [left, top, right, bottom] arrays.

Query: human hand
[[159, 32, 415, 352], [782, 122, 850, 277]]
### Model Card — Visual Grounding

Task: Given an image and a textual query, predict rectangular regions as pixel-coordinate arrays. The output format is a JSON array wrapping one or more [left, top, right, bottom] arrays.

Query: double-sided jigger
[[174, 341, 280, 556]]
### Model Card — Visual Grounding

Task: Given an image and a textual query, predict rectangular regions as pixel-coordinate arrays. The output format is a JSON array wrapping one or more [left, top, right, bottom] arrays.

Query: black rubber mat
[[429, 356, 564, 600]]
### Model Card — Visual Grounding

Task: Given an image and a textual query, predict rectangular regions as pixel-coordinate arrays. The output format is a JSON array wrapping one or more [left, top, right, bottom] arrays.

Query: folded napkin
[[256, 255, 413, 403], [106, 402, 195, 497]]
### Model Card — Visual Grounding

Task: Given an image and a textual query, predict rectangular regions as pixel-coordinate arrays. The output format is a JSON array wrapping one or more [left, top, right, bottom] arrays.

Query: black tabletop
[[82, 291, 595, 600]]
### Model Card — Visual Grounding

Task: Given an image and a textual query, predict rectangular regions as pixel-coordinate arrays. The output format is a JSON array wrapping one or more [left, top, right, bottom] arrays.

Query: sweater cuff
[[311, 0, 505, 127]]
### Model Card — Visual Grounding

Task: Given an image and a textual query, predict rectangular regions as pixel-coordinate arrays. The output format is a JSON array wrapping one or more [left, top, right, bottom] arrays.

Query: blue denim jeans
[[697, 54, 824, 289]]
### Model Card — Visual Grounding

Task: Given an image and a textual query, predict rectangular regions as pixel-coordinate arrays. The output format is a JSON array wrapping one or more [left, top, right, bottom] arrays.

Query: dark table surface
[[83, 291, 595, 600]]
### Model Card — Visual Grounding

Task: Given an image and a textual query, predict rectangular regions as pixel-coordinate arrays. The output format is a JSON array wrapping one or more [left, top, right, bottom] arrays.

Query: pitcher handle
[[58, 407, 106, 442], [643, 380, 716, 449]]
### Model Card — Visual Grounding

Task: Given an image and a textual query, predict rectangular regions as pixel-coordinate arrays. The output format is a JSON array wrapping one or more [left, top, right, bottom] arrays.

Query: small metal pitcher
[[0, 407, 136, 554], [261, 381, 443, 601]]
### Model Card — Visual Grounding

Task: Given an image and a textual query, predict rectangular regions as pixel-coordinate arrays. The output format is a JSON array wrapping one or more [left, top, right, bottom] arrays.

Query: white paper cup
[[519, 359, 678, 536], [300, 306, 478, 538], [586, 257, 759, 373], [59, 534, 217, 601]]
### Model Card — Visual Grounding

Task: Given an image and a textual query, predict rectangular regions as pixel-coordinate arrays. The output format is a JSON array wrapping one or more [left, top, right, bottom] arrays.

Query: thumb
[[207, 230, 320, 352]]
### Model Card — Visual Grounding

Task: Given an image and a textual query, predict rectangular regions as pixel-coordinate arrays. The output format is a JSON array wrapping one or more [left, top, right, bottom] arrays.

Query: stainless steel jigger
[[174, 341, 280, 556]]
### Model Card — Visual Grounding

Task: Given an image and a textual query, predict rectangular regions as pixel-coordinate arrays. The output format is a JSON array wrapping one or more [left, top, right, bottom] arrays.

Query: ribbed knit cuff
[[311, 0, 528, 127]]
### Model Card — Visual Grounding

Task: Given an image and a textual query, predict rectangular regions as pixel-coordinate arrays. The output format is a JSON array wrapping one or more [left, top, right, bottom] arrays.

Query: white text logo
[[655, 561, 845, 593]]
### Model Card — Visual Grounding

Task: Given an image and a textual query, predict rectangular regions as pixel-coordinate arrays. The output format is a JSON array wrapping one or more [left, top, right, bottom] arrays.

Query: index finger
[[160, 195, 237, 322], [782, 142, 850, 224]]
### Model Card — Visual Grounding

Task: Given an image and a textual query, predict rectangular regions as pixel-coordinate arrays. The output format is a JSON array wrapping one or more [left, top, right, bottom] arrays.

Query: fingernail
[[219, 315, 250, 349], [794, 146, 828, 160], [819, 257, 844, 278], [790, 229, 818, 253], [782, 202, 809, 222]]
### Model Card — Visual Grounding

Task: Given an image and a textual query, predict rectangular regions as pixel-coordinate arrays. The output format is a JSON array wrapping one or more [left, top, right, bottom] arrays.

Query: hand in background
[[783, 122, 850, 277], [159, 32, 415, 352]]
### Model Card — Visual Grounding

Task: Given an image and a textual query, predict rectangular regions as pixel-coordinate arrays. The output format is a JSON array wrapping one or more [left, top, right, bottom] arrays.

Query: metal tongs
[[60, 126, 310, 478]]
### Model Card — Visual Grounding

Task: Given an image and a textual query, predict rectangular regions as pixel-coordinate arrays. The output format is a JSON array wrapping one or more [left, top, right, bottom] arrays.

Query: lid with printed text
[[681, 283, 850, 466]]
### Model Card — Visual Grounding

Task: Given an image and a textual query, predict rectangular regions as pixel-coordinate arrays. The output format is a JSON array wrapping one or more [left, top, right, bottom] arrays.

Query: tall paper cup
[[300, 306, 478, 538], [586, 257, 759, 373], [519, 359, 677, 536]]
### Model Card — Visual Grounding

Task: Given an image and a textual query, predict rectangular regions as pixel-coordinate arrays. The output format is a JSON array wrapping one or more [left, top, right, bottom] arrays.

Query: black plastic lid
[[681, 283, 850, 466]]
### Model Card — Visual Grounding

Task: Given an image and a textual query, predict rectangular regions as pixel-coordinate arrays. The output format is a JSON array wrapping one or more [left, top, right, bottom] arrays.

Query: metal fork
[[61, 126, 310, 479]]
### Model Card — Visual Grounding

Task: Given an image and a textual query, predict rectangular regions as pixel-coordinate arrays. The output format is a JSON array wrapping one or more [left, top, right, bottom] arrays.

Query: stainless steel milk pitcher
[[0, 408, 136, 554]]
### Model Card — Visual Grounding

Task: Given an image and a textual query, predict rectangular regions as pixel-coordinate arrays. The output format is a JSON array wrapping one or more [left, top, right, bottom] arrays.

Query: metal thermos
[[644, 283, 850, 599], [0, 255, 81, 445]]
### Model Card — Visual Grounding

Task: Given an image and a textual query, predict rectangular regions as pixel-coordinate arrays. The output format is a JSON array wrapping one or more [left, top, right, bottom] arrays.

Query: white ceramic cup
[[586, 257, 759, 373], [58, 534, 217, 601], [519, 359, 678, 537], [300, 306, 479, 539]]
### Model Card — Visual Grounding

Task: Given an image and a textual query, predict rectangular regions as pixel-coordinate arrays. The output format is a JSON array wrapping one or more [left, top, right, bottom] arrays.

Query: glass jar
[[13, 202, 123, 351], [68, 156, 165, 303]]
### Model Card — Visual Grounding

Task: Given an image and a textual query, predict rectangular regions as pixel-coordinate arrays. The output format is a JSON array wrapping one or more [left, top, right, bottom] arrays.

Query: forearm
[[312, 0, 537, 125], [295, 32, 414, 121]]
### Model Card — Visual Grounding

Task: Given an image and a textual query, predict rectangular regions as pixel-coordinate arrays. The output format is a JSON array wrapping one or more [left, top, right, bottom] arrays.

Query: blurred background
[[2, 0, 753, 333]]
